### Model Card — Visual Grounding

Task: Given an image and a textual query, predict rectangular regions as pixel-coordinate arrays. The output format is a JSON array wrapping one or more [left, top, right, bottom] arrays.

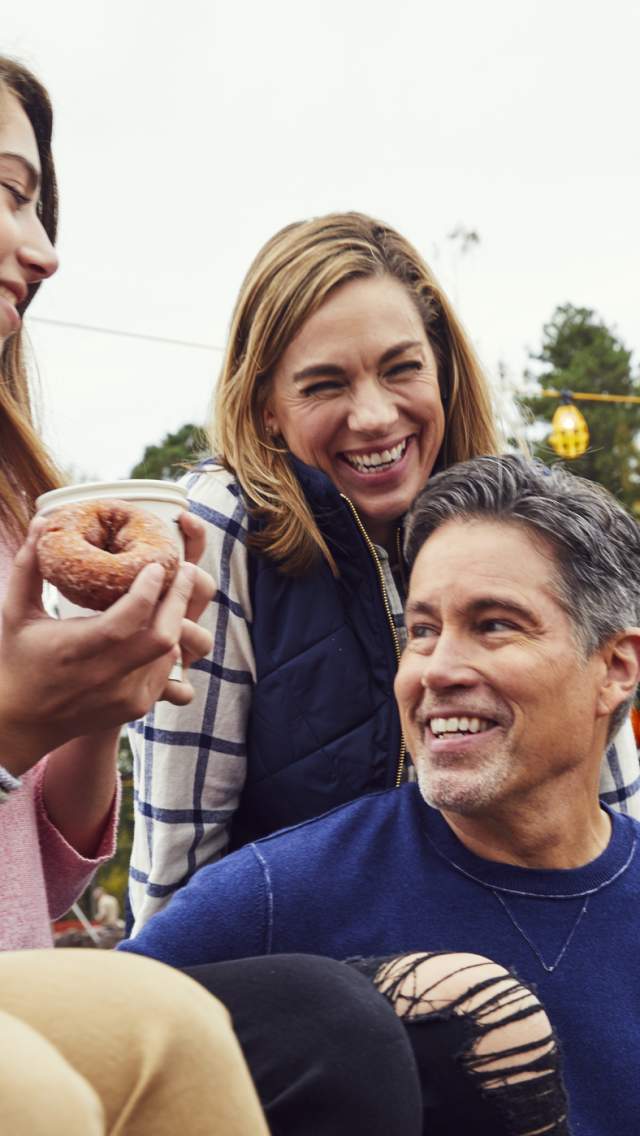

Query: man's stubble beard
[[414, 744, 513, 816]]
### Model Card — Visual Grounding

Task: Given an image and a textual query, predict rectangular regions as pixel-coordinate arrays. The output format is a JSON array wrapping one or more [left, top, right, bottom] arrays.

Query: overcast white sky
[[5, 0, 640, 480]]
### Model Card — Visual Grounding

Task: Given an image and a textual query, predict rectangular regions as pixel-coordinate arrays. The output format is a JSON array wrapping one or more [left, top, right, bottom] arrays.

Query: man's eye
[[409, 623, 437, 640], [480, 619, 516, 633]]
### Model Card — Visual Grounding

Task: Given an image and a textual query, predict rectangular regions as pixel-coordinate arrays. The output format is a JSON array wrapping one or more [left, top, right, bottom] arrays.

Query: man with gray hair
[[123, 455, 640, 1135]]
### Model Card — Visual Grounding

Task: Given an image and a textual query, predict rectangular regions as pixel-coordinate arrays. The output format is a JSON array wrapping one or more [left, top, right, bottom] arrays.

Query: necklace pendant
[[492, 891, 590, 974], [539, 959, 557, 975]]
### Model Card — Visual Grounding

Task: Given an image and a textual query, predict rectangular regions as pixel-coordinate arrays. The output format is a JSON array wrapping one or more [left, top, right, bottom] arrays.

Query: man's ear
[[596, 629, 640, 719]]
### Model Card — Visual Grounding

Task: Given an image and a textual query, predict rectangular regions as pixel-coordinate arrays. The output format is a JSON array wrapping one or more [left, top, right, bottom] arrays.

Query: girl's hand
[[0, 516, 215, 774]]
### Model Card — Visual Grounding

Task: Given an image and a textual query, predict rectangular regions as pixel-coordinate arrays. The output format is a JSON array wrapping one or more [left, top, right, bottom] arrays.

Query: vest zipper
[[395, 526, 408, 595], [340, 494, 407, 787]]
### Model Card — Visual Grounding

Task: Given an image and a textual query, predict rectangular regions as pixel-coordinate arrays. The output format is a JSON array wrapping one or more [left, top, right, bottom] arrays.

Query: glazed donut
[[37, 499, 180, 611]]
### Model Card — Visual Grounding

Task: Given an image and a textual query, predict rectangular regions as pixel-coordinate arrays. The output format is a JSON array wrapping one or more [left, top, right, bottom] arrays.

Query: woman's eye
[[385, 361, 422, 380], [301, 380, 343, 396], [2, 182, 30, 208]]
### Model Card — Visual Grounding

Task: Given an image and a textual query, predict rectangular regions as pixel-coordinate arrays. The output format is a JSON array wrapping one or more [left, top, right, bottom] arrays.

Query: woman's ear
[[263, 402, 280, 438], [596, 629, 640, 720]]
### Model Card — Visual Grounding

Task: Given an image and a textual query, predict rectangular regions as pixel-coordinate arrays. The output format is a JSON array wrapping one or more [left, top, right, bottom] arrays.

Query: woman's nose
[[347, 381, 399, 435], [17, 220, 59, 285]]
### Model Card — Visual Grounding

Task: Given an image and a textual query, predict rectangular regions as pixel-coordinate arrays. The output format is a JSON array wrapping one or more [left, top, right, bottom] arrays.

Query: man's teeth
[[430, 716, 493, 737], [344, 439, 407, 472]]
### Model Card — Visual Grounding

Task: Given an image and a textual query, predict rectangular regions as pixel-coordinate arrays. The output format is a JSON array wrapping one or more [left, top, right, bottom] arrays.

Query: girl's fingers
[[3, 525, 47, 621], [94, 564, 168, 645], [184, 564, 216, 624], [178, 618, 214, 669], [178, 510, 207, 566], [160, 677, 195, 706], [73, 564, 185, 670]]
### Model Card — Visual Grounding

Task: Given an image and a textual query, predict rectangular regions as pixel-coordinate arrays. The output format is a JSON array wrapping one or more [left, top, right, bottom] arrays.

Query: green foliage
[[93, 734, 134, 911], [130, 423, 207, 481], [521, 304, 640, 510]]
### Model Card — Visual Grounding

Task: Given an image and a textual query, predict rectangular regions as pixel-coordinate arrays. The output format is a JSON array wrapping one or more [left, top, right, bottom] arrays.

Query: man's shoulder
[[249, 783, 422, 863], [607, 805, 640, 870], [604, 803, 640, 841]]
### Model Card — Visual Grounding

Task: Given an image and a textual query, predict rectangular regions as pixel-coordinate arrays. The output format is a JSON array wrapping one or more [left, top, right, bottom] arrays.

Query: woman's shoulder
[[180, 462, 250, 526]]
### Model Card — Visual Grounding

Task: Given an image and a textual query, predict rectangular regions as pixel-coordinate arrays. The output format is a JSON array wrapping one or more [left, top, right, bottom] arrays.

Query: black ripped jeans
[[184, 952, 569, 1136]]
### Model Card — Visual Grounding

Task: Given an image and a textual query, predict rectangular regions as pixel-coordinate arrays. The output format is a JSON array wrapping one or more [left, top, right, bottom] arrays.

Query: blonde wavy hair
[[0, 57, 61, 541], [211, 212, 498, 575]]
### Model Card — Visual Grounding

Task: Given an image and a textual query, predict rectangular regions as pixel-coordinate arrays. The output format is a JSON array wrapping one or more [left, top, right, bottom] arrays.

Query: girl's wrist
[[0, 700, 52, 776]]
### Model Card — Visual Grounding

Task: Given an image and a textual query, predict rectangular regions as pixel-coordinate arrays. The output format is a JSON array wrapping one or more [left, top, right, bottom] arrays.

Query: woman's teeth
[[344, 438, 407, 473], [430, 716, 493, 737]]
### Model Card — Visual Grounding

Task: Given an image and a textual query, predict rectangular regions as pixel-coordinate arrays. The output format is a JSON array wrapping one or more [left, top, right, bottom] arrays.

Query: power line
[[26, 314, 225, 353]]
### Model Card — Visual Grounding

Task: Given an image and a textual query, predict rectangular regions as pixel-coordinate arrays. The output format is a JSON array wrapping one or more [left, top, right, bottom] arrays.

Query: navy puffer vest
[[230, 457, 404, 850]]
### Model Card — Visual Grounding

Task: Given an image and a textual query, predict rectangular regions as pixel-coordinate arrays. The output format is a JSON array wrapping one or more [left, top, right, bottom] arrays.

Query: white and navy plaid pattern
[[128, 466, 640, 934], [129, 468, 255, 933], [600, 737, 640, 812]]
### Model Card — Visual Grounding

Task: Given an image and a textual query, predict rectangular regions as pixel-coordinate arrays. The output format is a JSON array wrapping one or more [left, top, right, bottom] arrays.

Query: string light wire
[[26, 314, 225, 354]]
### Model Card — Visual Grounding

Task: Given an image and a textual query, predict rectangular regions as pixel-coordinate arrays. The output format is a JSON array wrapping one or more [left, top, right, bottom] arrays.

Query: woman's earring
[[264, 422, 282, 448]]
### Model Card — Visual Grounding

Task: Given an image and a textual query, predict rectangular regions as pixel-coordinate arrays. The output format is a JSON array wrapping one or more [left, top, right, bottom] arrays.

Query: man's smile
[[428, 715, 495, 737]]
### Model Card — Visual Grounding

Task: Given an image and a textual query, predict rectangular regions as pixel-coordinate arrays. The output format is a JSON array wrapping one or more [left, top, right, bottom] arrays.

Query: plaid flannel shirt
[[128, 466, 640, 934]]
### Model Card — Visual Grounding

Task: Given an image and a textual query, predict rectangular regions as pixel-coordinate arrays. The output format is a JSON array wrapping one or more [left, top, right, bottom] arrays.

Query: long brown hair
[[211, 212, 499, 575], [0, 56, 61, 541]]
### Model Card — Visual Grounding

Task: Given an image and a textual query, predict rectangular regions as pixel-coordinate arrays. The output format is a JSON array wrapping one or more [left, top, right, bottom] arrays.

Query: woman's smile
[[340, 434, 412, 474]]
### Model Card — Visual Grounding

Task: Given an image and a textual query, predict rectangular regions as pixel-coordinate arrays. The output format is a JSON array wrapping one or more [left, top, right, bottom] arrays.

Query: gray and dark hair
[[405, 454, 640, 736]]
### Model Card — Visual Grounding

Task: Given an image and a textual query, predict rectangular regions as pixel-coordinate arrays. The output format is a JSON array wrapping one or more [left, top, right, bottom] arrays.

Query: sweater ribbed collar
[[419, 795, 637, 899]]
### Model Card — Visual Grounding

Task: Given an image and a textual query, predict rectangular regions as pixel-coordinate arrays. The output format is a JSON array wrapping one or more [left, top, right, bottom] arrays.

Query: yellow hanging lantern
[[549, 399, 589, 458]]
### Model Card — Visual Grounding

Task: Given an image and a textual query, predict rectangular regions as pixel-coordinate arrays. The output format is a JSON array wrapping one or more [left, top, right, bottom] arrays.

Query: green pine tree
[[130, 423, 207, 481], [521, 304, 640, 511]]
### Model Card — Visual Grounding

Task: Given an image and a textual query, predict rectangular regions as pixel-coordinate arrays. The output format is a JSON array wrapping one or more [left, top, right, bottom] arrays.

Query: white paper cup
[[36, 479, 188, 681]]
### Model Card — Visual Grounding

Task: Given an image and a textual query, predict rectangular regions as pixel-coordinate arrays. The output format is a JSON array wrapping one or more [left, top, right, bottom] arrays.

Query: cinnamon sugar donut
[[37, 499, 180, 611]]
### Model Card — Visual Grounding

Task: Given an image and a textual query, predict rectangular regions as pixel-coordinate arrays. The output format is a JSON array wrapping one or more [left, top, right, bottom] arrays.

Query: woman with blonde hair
[[130, 211, 640, 932]]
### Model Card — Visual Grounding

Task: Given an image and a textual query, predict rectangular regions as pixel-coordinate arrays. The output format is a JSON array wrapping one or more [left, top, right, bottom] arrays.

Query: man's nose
[[419, 632, 477, 691], [347, 380, 399, 435]]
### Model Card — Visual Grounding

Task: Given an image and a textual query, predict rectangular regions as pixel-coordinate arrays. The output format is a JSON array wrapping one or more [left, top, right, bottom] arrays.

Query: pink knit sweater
[[0, 532, 119, 949]]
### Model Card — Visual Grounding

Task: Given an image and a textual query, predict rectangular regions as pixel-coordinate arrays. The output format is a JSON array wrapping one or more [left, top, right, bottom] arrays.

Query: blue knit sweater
[[122, 784, 640, 1134]]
